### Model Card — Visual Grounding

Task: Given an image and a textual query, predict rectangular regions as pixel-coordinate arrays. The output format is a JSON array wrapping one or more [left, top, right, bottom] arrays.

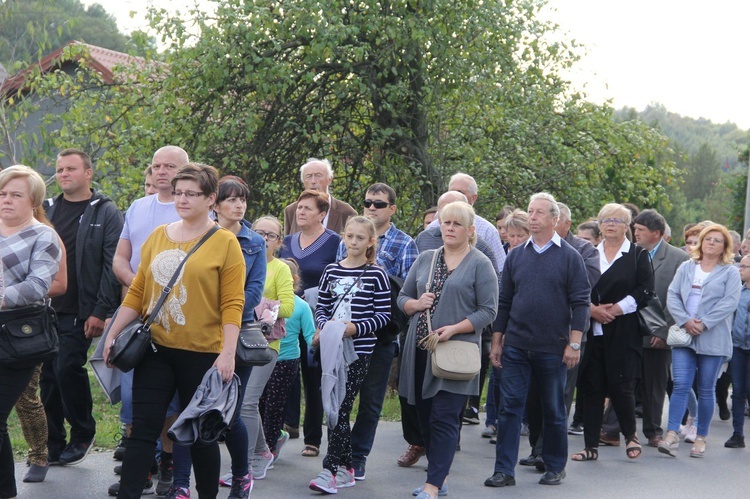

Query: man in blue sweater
[[484, 192, 590, 488]]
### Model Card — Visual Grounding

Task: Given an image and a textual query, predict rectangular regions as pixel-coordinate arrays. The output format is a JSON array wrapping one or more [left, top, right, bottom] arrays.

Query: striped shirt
[[1, 223, 61, 308], [336, 223, 418, 281], [315, 263, 391, 355]]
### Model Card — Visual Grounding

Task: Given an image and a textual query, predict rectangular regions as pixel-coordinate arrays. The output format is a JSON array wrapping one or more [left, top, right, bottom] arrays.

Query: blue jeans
[[351, 341, 397, 466], [486, 367, 499, 427], [668, 347, 724, 437], [494, 345, 567, 475], [730, 347, 750, 436]]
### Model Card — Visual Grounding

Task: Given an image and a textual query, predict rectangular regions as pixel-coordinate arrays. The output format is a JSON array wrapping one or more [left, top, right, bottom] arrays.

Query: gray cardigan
[[667, 260, 741, 358], [398, 247, 498, 404]]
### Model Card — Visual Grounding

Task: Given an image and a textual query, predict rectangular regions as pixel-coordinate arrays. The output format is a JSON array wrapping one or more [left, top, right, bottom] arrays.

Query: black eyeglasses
[[364, 199, 391, 209], [254, 229, 281, 241]]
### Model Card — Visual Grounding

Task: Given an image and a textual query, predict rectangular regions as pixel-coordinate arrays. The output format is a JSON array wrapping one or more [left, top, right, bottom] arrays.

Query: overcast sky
[[83, 0, 750, 129]]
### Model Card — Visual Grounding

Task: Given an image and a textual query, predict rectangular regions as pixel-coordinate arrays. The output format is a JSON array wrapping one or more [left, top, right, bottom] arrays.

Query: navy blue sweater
[[496, 239, 591, 355]]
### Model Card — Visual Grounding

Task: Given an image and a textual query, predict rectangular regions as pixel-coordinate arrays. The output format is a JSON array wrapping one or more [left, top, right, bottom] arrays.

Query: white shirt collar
[[524, 230, 562, 248]]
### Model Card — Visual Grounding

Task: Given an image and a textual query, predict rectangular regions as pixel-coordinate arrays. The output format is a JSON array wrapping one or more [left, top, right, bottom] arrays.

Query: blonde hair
[[343, 216, 378, 264], [504, 209, 529, 234], [691, 224, 735, 265], [0, 165, 49, 225], [439, 201, 477, 246], [597, 203, 632, 226]]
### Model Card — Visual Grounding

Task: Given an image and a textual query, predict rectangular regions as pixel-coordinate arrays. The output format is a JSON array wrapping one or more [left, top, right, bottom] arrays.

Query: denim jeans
[[668, 347, 724, 437], [351, 341, 397, 466], [730, 347, 750, 436], [485, 367, 499, 427], [494, 345, 567, 475]]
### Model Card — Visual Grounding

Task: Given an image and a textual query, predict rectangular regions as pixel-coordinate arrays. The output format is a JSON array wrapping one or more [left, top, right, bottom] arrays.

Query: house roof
[[2, 41, 149, 95]]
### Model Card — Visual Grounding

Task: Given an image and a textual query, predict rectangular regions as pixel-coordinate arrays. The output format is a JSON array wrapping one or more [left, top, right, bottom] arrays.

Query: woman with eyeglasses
[[169, 175, 267, 498], [660, 224, 741, 458], [279, 190, 341, 459], [572, 203, 654, 463]]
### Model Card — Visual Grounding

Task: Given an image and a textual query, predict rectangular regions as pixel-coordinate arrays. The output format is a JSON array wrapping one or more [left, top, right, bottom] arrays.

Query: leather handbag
[[235, 321, 274, 366], [638, 295, 669, 338], [0, 303, 58, 366], [109, 225, 219, 372], [666, 324, 693, 348], [420, 247, 481, 381]]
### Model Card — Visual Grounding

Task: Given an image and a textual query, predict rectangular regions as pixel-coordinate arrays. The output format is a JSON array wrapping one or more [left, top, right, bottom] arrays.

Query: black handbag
[[0, 303, 58, 366], [638, 295, 669, 338], [108, 225, 219, 372], [235, 321, 274, 366]]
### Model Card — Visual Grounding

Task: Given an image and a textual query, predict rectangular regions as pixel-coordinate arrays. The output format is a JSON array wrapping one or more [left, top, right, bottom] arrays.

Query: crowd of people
[[1, 148, 750, 499]]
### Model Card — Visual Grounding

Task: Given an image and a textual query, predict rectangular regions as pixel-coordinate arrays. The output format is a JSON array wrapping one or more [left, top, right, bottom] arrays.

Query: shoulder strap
[[424, 247, 442, 333], [144, 224, 220, 328], [329, 264, 371, 319]]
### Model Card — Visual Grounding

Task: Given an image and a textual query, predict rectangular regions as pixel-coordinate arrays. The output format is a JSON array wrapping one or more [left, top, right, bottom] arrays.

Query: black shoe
[[539, 470, 566, 485], [462, 407, 480, 425], [107, 475, 156, 496], [534, 459, 546, 472], [484, 472, 516, 487], [568, 423, 584, 435], [114, 464, 122, 475], [725, 432, 746, 448], [519, 454, 542, 466], [59, 437, 95, 466], [719, 404, 731, 421]]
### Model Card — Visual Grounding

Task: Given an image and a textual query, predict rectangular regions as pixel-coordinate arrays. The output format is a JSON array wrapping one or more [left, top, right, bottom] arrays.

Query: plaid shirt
[[1, 224, 61, 308], [337, 223, 418, 281]]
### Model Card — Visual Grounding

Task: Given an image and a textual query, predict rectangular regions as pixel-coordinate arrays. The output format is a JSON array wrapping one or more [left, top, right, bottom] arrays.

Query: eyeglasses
[[172, 190, 205, 199], [600, 218, 626, 225], [254, 229, 281, 241], [739, 264, 749, 270], [364, 199, 391, 209], [704, 237, 724, 244]]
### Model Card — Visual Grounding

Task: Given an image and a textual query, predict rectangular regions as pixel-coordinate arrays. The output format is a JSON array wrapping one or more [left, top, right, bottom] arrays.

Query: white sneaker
[[219, 471, 233, 487], [685, 425, 697, 444], [309, 469, 337, 494], [250, 451, 274, 480], [335, 468, 355, 489], [679, 417, 695, 437]]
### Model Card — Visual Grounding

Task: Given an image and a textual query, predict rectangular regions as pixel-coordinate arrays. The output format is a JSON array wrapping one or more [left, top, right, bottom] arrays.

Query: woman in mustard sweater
[[104, 164, 245, 499]]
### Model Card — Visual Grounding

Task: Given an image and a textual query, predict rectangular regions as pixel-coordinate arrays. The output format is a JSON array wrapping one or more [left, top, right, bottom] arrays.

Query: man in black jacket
[[41, 148, 123, 465]]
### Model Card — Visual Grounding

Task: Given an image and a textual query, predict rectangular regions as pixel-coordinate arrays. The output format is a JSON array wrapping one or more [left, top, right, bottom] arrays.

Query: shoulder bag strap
[[144, 224, 220, 328], [329, 264, 371, 319], [424, 247, 442, 333]]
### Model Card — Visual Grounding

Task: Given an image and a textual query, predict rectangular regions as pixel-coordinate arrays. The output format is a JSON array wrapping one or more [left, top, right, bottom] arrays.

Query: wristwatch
[[569, 342, 581, 351]]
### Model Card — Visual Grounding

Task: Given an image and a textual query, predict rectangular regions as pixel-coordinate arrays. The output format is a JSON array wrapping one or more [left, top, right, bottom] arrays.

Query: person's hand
[[312, 330, 321, 347], [685, 318, 704, 336], [103, 338, 113, 367], [343, 321, 357, 337], [212, 351, 235, 382], [433, 324, 458, 341], [563, 345, 581, 369], [606, 303, 623, 317], [650, 336, 667, 349], [415, 292, 436, 312], [591, 304, 616, 324], [490, 334, 504, 368], [84, 316, 105, 339]]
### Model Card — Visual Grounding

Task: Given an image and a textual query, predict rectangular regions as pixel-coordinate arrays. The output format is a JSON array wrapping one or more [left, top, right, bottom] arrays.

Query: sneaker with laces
[[164, 485, 191, 499], [219, 471, 233, 487], [228, 474, 253, 499], [481, 425, 497, 438], [272, 430, 290, 464], [309, 469, 337, 494], [157, 455, 174, 495], [685, 425, 697, 444], [250, 451, 274, 480], [462, 407, 480, 425], [59, 436, 96, 466], [107, 474, 156, 496], [335, 468, 355, 489], [352, 462, 365, 481], [568, 423, 584, 435]]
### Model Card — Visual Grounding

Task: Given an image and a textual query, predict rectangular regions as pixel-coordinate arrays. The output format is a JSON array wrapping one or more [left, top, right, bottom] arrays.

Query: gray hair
[[664, 223, 672, 238], [437, 190, 468, 208], [449, 172, 478, 196], [299, 158, 334, 183], [557, 202, 571, 223], [529, 192, 560, 218]]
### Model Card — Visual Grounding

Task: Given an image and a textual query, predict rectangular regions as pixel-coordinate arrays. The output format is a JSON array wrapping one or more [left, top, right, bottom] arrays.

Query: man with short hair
[[144, 166, 157, 196], [336, 182, 418, 480], [42, 148, 123, 466], [283, 158, 356, 235], [110, 145, 189, 496], [485, 192, 590, 488]]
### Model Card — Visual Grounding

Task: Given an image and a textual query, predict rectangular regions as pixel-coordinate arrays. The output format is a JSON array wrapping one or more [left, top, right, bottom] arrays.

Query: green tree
[[682, 143, 719, 200]]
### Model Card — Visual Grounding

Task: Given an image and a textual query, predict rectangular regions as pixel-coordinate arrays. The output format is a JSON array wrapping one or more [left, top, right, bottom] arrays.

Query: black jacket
[[45, 190, 123, 320]]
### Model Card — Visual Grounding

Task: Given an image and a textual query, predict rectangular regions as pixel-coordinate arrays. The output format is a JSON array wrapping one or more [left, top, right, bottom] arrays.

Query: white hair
[[299, 158, 334, 183], [557, 202, 571, 222], [530, 192, 559, 218], [449, 172, 478, 196], [664, 222, 672, 238]]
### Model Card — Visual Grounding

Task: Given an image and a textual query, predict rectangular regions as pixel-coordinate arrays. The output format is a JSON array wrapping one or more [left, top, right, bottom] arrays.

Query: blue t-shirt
[[120, 195, 180, 272], [278, 295, 317, 361]]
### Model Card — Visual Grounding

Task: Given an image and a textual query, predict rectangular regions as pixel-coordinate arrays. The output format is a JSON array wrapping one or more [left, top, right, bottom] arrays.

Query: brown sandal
[[571, 448, 598, 461], [302, 444, 320, 457], [626, 436, 642, 459]]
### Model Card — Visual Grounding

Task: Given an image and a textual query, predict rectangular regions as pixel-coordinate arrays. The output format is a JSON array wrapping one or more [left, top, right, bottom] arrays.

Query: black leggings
[[0, 364, 36, 499]]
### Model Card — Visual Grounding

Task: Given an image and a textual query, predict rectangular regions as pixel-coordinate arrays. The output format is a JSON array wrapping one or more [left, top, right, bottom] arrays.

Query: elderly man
[[485, 192, 590, 488], [283, 158, 356, 235]]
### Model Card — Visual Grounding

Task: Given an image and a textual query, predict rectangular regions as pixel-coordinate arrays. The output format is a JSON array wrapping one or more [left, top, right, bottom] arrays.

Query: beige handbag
[[418, 248, 481, 381]]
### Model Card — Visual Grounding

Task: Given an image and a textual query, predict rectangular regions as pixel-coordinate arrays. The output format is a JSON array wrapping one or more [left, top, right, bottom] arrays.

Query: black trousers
[[40, 313, 95, 457], [300, 335, 324, 447], [118, 345, 218, 499], [0, 364, 36, 499], [578, 338, 637, 449]]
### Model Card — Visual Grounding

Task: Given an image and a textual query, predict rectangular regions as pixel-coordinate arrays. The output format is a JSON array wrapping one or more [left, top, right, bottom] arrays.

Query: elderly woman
[[278, 189, 341, 458], [572, 203, 654, 462], [504, 209, 530, 252], [399, 201, 498, 499], [103, 164, 245, 499], [660, 224, 741, 458], [0, 165, 62, 499]]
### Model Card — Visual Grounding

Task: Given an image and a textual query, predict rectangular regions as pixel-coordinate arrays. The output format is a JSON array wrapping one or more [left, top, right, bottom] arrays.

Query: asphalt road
[[13, 413, 750, 498]]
